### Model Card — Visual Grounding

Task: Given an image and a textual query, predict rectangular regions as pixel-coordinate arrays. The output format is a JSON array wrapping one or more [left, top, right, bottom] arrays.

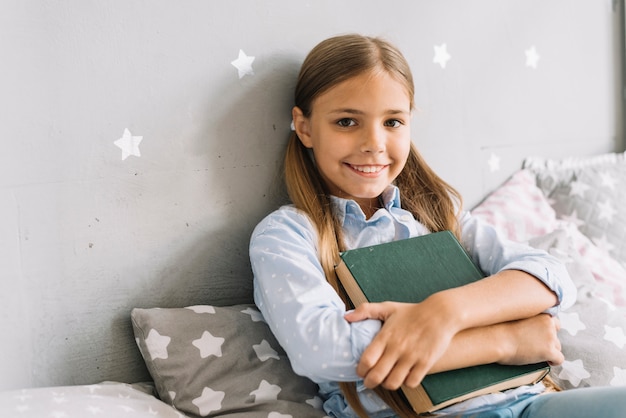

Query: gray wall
[[1, 0, 623, 390]]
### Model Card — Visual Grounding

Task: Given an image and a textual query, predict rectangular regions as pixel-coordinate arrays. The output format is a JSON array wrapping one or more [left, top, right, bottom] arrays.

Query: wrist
[[424, 290, 466, 335]]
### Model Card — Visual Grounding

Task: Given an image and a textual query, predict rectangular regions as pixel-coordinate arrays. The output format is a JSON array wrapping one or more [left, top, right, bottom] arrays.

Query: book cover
[[335, 230, 550, 413]]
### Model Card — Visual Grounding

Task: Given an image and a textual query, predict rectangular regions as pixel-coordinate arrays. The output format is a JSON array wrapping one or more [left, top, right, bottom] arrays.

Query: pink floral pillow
[[471, 170, 558, 243]]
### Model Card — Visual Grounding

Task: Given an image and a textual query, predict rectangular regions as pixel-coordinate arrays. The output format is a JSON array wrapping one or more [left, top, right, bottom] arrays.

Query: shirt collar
[[330, 185, 402, 225]]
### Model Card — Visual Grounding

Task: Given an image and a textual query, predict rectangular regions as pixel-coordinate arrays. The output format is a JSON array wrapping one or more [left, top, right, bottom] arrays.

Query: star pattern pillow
[[524, 151, 626, 269], [131, 304, 328, 418], [529, 227, 626, 390]]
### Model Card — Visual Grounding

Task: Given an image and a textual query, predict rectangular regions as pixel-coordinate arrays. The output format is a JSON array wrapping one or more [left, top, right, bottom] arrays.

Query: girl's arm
[[346, 270, 560, 389], [345, 213, 576, 390], [430, 313, 563, 374]]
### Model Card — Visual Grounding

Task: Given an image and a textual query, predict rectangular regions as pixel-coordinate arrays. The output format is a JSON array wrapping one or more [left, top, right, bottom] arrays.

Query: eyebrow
[[329, 108, 410, 116]]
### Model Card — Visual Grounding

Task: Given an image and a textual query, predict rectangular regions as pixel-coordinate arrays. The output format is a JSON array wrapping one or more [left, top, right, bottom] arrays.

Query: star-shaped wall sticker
[[433, 43, 451, 69], [525, 46, 540, 69], [114, 128, 143, 160], [488, 152, 501, 172], [253, 339, 280, 362], [192, 387, 225, 416], [231, 49, 255, 79], [144, 329, 171, 360], [192, 331, 225, 358], [250, 380, 281, 403]]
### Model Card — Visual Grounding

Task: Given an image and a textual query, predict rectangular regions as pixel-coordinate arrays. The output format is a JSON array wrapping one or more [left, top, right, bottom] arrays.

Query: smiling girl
[[249, 34, 626, 417]]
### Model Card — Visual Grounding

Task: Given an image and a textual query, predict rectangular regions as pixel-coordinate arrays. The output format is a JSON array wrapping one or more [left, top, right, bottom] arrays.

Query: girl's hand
[[344, 298, 460, 390], [497, 314, 564, 366]]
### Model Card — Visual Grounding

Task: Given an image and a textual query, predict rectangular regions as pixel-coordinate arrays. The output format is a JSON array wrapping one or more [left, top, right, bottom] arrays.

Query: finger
[[403, 363, 428, 389], [362, 349, 399, 389], [381, 357, 418, 390], [356, 336, 387, 378], [344, 302, 392, 323]]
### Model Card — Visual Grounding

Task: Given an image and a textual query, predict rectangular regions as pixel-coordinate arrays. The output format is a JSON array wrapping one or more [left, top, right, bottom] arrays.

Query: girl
[[249, 34, 626, 417]]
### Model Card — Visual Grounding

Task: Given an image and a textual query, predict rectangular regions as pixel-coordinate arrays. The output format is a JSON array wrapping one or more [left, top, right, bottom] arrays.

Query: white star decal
[[610, 367, 626, 386], [525, 46, 540, 69], [597, 200, 617, 222], [487, 153, 501, 172], [114, 128, 143, 160], [186, 305, 216, 314], [231, 49, 255, 79], [250, 379, 281, 403], [192, 387, 225, 416], [569, 180, 590, 198], [192, 331, 225, 358], [604, 325, 626, 348], [433, 43, 451, 69], [559, 311, 586, 336], [557, 359, 590, 387], [253, 339, 280, 362], [241, 307, 265, 322], [598, 171, 618, 189], [144, 329, 171, 360]]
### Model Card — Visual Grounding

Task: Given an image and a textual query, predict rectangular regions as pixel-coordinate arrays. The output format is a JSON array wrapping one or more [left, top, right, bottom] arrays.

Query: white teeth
[[352, 165, 383, 173]]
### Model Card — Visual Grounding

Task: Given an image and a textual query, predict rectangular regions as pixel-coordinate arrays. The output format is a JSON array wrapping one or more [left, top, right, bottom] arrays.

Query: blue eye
[[337, 118, 356, 127]]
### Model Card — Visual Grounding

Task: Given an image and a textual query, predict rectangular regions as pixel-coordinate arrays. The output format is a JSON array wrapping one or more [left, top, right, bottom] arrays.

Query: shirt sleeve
[[249, 206, 380, 383], [459, 211, 577, 314]]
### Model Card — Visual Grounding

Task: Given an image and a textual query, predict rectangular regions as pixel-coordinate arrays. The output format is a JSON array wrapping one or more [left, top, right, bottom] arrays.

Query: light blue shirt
[[249, 185, 576, 417]]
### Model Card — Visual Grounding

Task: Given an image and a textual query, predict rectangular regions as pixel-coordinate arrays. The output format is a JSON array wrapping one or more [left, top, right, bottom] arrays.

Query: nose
[[360, 124, 385, 153]]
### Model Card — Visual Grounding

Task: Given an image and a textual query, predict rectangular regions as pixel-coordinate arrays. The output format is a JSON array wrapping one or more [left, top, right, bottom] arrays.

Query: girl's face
[[293, 70, 412, 216]]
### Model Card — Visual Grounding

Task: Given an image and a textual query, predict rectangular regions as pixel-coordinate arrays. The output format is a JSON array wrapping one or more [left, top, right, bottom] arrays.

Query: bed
[[1, 150, 625, 418]]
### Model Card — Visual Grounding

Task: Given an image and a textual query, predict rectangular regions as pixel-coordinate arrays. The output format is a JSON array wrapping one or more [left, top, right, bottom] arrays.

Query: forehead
[[312, 70, 412, 113]]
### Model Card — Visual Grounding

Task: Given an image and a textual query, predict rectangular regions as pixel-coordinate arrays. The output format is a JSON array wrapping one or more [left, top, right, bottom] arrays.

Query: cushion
[[0, 381, 186, 417], [470, 169, 558, 243], [524, 151, 626, 268], [131, 304, 327, 418], [529, 227, 626, 389]]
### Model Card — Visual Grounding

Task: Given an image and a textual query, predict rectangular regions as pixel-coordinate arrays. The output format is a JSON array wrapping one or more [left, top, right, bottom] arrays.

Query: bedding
[[131, 304, 326, 418], [471, 151, 626, 390], [0, 381, 186, 417], [3, 151, 625, 416]]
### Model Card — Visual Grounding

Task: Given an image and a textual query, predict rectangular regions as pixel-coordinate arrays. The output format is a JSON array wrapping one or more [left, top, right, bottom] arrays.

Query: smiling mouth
[[348, 164, 387, 174]]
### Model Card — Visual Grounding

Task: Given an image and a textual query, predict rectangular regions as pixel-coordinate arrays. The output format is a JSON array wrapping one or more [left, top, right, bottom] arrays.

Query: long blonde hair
[[284, 34, 462, 417]]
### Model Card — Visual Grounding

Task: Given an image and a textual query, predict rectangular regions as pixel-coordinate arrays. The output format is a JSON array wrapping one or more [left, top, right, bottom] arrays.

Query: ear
[[292, 106, 313, 148]]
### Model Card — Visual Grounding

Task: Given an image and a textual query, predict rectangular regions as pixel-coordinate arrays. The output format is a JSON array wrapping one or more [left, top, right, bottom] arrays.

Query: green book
[[335, 230, 550, 414]]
